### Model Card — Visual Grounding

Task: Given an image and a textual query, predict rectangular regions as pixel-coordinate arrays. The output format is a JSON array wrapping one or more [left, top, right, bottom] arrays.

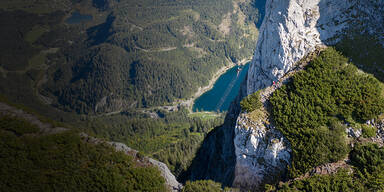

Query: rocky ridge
[[234, 0, 384, 190], [232, 46, 325, 189]]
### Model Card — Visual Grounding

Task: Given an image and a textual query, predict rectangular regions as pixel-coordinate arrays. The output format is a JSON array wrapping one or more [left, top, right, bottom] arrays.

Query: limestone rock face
[[247, 0, 384, 94], [233, 113, 290, 189], [247, 0, 354, 94]]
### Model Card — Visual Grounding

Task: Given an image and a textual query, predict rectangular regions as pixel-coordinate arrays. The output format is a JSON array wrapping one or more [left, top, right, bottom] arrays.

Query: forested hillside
[[0, 0, 261, 114], [0, 0, 262, 184], [0, 115, 167, 191]]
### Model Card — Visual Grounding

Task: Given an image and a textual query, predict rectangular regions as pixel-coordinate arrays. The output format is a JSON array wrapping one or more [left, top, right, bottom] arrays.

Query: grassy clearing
[[189, 112, 221, 120], [25, 25, 50, 44]]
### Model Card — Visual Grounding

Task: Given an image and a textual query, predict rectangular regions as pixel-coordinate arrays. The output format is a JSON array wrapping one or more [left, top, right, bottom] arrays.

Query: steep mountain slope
[[187, 0, 384, 190], [234, 0, 384, 190]]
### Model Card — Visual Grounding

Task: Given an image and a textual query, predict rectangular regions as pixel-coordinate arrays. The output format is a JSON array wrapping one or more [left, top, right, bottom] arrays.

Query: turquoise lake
[[193, 63, 249, 112]]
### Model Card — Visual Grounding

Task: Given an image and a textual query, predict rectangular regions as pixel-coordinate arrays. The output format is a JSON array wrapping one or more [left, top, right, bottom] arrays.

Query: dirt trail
[[134, 45, 177, 52]]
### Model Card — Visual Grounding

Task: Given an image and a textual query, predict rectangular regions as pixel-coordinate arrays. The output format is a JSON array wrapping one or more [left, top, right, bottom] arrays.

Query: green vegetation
[[361, 124, 377, 138], [0, 117, 167, 192], [189, 112, 220, 120], [270, 169, 357, 192], [240, 90, 262, 112], [84, 108, 224, 178], [270, 48, 384, 178], [336, 32, 384, 82], [24, 25, 50, 44], [0, 0, 260, 184], [0, 0, 261, 115], [182, 180, 223, 192], [0, 116, 40, 135], [36, 0, 260, 113], [350, 143, 384, 191], [271, 143, 384, 191]]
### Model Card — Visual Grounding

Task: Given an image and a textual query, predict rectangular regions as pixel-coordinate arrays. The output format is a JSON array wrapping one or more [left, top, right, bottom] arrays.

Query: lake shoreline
[[181, 58, 252, 112]]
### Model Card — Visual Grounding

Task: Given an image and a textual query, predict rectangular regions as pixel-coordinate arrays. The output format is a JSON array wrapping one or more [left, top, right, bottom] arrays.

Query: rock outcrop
[[233, 113, 290, 190]]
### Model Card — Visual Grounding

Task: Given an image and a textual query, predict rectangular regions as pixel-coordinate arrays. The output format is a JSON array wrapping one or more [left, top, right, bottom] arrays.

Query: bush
[[275, 143, 384, 191], [361, 124, 376, 138], [270, 47, 384, 177], [0, 115, 39, 135], [240, 90, 262, 112], [182, 180, 223, 192]]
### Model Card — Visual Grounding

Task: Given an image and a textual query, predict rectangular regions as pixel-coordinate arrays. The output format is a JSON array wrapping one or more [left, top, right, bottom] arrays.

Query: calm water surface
[[193, 63, 249, 112]]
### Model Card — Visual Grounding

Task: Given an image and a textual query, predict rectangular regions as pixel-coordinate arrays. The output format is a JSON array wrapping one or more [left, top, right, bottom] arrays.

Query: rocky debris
[[0, 102, 68, 135], [371, 118, 384, 147], [377, 119, 384, 141], [309, 159, 350, 176], [346, 127, 362, 138], [292, 158, 351, 182]]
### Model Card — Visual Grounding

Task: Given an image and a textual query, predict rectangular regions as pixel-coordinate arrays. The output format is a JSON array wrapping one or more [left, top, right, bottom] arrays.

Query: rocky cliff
[[234, 0, 384, 190]]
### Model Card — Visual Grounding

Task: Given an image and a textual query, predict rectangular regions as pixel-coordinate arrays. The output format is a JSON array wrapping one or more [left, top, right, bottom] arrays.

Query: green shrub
[[0, 115, 39, 135], [240, 90, 262, 112], [182, 180, 223, 192], [361, 124, 377, 138], [275, 143, 384, 191], [270, 47, 384, 177]]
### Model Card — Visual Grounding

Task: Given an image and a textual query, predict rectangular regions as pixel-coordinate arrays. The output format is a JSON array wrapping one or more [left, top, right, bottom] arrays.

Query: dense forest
[[0, 0, 261, 114], [0, 116, 167, 191], [34, 0, 260, 114], [82, 108, 224, 179]]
